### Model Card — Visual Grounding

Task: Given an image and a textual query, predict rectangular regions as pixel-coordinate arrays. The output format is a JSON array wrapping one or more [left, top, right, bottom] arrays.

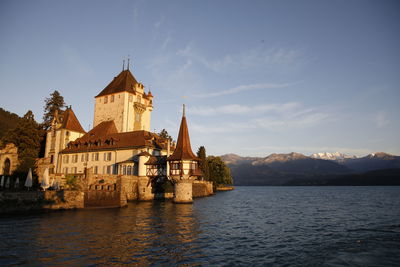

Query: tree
[[197, 146, 210, 180], [158, 128, 173, 142], [0, 107, 24, 139], [2, 110, 42, 175], [207, 156, 233, 185], [42, 90, 66, 130]]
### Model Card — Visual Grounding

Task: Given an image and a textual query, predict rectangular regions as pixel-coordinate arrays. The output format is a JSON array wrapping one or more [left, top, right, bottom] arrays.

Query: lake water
[[1, 186, 400, 266]]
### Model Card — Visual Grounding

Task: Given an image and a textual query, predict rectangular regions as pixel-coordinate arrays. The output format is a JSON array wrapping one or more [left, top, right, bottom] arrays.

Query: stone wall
[[84, 190, 125, 208], [0, 190, 84, 214], [120, 175, 139, 201], [192, 181, 214, 198]]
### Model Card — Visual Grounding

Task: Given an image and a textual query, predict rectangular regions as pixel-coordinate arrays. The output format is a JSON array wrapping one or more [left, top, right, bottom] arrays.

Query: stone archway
[[3, 158, 10, 175]]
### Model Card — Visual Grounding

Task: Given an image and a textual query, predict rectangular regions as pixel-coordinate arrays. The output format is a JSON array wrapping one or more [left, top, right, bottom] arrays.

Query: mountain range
[[221, 152, 400, 186]]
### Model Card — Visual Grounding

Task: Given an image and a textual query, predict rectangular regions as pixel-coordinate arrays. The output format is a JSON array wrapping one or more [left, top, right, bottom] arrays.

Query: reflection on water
[[29, 202, 202, 266], [1, 187, 400, 266]]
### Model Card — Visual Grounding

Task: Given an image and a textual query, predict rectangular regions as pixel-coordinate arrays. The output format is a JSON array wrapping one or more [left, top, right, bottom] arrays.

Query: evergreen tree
[[207, 156, 233, 185], [197, 146, 210, 180], [158, 128, 173, 142], [2, 110, 42, 174], [42, 90, 66, 130]]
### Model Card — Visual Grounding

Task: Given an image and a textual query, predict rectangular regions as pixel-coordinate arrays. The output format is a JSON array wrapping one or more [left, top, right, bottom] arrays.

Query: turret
[[167, 104, 201, 203]]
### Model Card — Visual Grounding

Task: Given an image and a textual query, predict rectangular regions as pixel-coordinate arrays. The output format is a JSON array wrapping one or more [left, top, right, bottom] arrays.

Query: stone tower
[[44, 107, 86, 173], [167, 105, 201, 203], [93, 67, 153, 133]]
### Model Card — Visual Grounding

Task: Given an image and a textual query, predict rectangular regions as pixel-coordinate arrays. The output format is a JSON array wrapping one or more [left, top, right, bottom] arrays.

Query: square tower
[[93, 68, 153, 133]]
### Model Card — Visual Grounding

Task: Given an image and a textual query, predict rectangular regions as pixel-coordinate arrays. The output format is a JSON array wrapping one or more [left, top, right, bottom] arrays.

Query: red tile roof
[[96, 69, 138, 97], [168, 111, 199, 161], [61, 107, 85, 133], [60, 120, 169, 153]]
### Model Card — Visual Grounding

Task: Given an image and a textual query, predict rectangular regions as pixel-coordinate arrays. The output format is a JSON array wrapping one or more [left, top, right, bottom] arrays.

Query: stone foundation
[[0, 190, 84, 214], [174, 181, 193, 203], [192, 181, 214, 198], [138, 176, 154, 201]]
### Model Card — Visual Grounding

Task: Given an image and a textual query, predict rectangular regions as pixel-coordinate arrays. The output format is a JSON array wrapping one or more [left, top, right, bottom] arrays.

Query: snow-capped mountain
[[310, 152, 357, 161]]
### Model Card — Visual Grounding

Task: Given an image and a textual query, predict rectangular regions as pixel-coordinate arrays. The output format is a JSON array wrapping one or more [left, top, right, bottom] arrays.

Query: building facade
[[42, 65, 167, 178], [38, 63, 210, 203]]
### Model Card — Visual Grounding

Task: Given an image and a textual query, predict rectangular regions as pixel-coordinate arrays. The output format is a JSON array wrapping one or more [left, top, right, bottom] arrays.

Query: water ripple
[[1, 186, 400, 266]]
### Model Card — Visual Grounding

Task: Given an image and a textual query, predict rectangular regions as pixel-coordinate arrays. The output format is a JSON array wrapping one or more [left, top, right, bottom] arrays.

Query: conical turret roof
[[168, 105, 199, 161]]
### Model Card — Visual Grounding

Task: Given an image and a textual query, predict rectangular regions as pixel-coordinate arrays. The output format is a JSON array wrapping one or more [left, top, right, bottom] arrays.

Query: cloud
[[188, 102, 301, 116], [373, 111, 389, 128], [160, 35, 171, 50], [192, 82, 296, 98], [154, 15, 165, 29], [177, 43, 306, 73], [190, 111, 329, 134]]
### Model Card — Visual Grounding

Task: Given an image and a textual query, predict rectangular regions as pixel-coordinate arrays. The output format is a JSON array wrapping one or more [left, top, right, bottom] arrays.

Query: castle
[[38, 63, 212, 204]]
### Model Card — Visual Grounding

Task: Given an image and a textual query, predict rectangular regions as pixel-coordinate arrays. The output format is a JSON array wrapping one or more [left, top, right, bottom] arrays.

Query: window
[[63, 155, 69, 164], [172, 163, 180, 169], [72, 154, 78, 163], [107, 165, 111, 174], [94, 166, 98, 174], [86, 153, 89, 162], [111, 95, 114, 102], [127, 166, 132, 175], [72, 167, 77, 173], [64, 167, 68, 174], [81, 154, 85, 162], [123, 165, 127, 175], [104, 96, 108, 103], [104, 152, 112, 161], [92, 152, 99, 161]]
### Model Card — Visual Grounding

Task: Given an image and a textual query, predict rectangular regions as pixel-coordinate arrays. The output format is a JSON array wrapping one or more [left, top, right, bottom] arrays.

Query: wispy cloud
[[160, 34, 171, 50], [373, 111, 389, 128], [177, 43, 306, 73], [188, 102, 301, 116], [154, 15, 165, 29], [192, 82, 297, 98], [190, 110, 329, 134]]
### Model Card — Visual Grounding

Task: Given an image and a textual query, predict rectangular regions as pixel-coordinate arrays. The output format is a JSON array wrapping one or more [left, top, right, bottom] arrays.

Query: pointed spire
[[127, 55, 130, 70], [167, 104, 198, 161], [122, 59, 125, 71]]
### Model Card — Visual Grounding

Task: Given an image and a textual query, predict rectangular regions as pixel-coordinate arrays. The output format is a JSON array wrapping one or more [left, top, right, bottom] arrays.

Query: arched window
[[3, 158, 10, 175]]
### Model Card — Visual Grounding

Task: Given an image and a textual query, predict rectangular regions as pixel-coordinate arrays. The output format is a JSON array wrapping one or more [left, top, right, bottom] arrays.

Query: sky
[[0, 0, 399, 157]]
